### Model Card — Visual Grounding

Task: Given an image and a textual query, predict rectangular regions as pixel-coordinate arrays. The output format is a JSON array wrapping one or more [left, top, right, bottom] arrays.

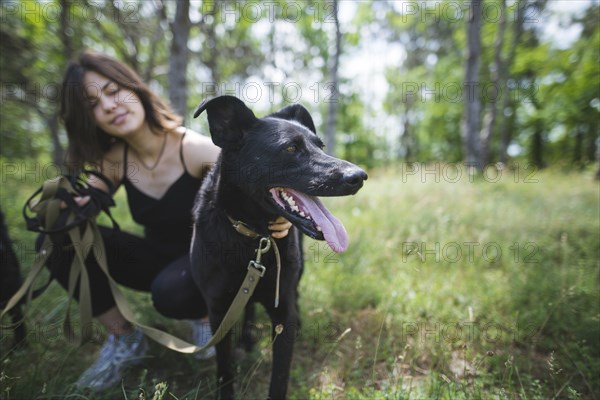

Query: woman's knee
[[150, 272, 206, 319], [150, 278, 177, 317]]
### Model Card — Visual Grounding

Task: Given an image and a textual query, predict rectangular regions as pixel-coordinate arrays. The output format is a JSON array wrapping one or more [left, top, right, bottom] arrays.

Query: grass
[[1, 160, 599, 399]]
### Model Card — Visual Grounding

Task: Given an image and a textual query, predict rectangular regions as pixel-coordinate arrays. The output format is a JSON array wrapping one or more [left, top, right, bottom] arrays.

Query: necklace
[[136, 132, 167, 171]]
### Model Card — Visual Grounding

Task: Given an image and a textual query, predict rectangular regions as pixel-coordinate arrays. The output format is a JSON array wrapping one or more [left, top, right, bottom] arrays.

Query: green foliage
[[1, 0, 598, 169], [381, 0, 599, 168]]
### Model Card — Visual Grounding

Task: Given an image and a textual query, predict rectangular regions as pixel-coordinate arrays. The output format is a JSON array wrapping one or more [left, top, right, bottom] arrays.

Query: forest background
[[1, 1, 599, 399]]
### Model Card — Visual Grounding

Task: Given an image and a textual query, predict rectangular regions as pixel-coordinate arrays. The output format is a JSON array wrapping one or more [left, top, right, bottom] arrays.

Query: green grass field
[[1, 162, 599, 399]]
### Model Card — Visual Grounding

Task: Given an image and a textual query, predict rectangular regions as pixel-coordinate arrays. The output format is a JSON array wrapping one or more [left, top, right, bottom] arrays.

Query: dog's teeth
[[291, 205, 299, 212], [316, 225, 322, 231], [299, 211, 305, 217]]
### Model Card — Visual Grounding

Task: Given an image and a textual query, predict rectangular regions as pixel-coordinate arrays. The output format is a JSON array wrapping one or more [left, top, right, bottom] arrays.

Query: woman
[[52, 51, 291, 391]]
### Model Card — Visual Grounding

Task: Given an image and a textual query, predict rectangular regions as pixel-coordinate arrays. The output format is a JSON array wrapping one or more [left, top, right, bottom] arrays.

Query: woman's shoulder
[[180, 127, 220, 178], [182, 128, 214, 147]]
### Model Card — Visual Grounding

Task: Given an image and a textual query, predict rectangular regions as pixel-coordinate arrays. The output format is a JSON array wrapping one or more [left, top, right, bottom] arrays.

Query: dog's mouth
[[269, 187, 348, 253]]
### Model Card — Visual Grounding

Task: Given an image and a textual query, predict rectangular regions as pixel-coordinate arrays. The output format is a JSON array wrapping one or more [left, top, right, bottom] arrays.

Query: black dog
[[191, 96, 367, 399], [0, 209, 26, 346]]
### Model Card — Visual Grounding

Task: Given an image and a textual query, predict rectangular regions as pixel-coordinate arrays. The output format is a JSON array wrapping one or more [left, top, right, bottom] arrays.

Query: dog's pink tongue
[[286, 189, 349, 253]]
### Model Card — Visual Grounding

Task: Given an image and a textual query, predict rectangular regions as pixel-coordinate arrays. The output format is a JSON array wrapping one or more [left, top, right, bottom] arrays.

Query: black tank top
[[122, 131, 203, 254]]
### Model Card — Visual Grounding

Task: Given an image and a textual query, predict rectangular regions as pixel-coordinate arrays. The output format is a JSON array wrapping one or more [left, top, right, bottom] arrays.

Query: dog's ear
[[193, 95, 257, 149], [268, 104, 317, 135]]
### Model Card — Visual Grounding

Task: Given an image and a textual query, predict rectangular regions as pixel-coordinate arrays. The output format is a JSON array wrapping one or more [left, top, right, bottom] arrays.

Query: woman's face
[[83, 71, 146, 138]]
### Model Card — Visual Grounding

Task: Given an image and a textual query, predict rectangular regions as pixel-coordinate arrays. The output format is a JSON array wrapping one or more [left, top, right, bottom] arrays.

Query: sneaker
[[190, 319, 216, 360], [76, 328, 148, 391]]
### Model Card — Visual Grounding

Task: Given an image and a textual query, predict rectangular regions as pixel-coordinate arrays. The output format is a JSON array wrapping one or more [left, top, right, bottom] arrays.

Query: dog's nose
[[342, 168, 368, 190]]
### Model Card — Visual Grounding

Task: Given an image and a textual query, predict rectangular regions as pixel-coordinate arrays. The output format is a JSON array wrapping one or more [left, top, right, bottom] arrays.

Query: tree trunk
[[499, 2, 525, 164], [401, 94, 415, 161], [325, 0, 341, 157], [595, 135, 600, 180], [530, 121, 544, 168], [587, 121, 599, 162], [572, 125, 584, 169], [480, 0, 506, 167], [52, 0, 71, 167], [196, 5, 220, 87], [60, 0, 72, 61], [461, 0, 483, 170], [143, 0, 168, 82], [169, 0, 191, 122], [48, 115, 64, 167]]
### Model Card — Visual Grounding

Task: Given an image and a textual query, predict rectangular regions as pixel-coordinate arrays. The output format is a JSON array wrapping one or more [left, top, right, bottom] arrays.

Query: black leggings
[[40, 226, 207, 319]]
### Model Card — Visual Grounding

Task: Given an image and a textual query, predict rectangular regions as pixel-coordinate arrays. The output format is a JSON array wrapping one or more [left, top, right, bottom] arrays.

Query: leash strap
[[87, 221, 265, 352], [1, 175, 112, 344], [1, 175, 274, 354], [227, 216, 282, 308]]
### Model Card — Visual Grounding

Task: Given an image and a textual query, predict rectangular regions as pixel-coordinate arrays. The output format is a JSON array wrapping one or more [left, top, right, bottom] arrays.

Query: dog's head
[[194, 95, 367, 252]]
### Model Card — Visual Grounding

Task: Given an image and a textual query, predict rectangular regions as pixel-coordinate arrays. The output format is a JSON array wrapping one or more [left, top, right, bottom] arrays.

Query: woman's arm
[[92, 141, 125, 191], [67, 142, 124, 208], [181, 129, 221, 179]]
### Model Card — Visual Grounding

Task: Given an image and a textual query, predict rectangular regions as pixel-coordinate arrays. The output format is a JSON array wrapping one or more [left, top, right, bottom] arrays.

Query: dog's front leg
[[210, 314, 235, 400], [267, 303, 299, 399], [241, 302, 256, 352]]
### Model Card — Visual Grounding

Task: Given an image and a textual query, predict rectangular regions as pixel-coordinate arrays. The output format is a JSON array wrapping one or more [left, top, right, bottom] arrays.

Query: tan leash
[[227, 216, 282, 308], [1, 175, 279, 353]]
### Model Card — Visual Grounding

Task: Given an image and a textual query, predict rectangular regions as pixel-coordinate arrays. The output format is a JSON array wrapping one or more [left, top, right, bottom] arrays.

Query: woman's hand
[[60, 196, 91, 209], [28, 194, 91, 212], [268, 216, 292, 239]]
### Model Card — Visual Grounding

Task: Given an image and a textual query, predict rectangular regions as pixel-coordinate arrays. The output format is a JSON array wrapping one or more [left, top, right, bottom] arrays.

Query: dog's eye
[[286, 145, 297, 153]]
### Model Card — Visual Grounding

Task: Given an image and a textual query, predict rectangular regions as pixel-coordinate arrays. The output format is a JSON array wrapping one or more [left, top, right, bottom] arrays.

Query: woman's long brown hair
[[60, 51, 182, 170]]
